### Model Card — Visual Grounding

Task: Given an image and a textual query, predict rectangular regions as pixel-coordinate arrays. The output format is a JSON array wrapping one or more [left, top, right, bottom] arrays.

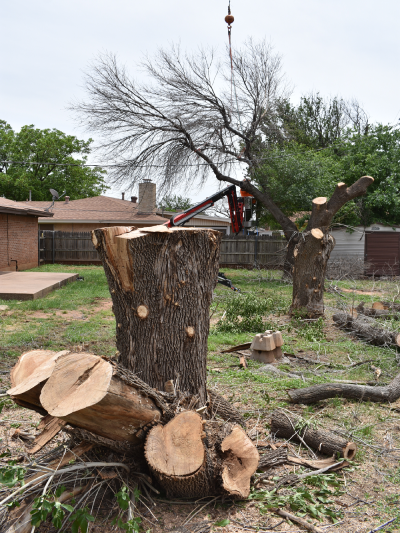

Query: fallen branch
[[272, 508, 323, 533], [270, 410, 357, 460], [287, 372, 400, 404]]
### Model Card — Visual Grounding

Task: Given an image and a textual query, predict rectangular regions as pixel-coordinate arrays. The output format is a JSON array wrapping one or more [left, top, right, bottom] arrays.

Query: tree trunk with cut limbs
[[92, 225, 221, 405], [291, 229, 335, 317], [289, 177, 374, 317]]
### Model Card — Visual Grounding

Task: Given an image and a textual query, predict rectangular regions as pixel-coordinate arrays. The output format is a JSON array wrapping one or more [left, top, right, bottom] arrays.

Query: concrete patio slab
[[0, 272, 79, 300]]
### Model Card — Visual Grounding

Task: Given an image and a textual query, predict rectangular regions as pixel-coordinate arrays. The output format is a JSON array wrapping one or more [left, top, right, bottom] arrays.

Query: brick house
[[27, 182, 232, 234], [0, 198, 53, 271]]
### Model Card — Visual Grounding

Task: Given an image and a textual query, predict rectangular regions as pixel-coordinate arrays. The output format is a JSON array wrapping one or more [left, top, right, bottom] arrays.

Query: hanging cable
[[225, 2, 235, 110]]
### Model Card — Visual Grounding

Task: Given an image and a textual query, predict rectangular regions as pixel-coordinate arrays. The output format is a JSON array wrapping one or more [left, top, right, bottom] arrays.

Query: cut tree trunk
[[270, 409, 357, 460], [287, 372, 400, 404], [39, 352, 163, 444], [145, 411, 259, 499], [92, 225, 221, 404], [291, 226, 335, 317], [283, 233, 299, 279], [8, 350, 70, 413], [333, 312, 400, 347]]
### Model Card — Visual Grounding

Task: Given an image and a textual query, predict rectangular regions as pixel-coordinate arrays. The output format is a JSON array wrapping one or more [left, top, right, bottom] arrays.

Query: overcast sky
[[1, 0, 399, 202]]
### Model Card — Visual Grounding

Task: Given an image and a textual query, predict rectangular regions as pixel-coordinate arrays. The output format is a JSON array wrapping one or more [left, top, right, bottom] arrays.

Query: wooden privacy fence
[[39, 230, 287, 268], [219, 233, 286, 268]]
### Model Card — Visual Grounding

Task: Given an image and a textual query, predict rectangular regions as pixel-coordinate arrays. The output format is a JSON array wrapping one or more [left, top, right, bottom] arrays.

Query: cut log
[[287, 372, 400, 404], [270, 409, 357, 460], [332, 312, 400, 347], [258, 447, 288, 470], [7, 350, 70, 411], [40, 352, 162, 444], [356, 302, 399, 320], [92, 225, 221, 405], [145, 411, 259, 499]]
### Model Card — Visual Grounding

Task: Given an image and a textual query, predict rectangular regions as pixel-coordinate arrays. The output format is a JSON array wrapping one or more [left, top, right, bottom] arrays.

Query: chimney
[[131, 196, 137, 203], [122, 192, 125, 200], [29, 190, 32, 201], [65, 196, 70, 204], [138, 181, 156, 214]]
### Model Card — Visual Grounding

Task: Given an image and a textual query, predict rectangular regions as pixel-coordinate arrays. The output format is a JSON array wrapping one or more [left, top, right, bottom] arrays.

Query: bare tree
[[73, 41, 373, 317]]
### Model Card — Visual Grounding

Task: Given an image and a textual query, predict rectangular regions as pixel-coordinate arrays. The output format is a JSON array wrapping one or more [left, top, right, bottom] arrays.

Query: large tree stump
[[92, 225, 221, 404], [145, 411, 259, 499]]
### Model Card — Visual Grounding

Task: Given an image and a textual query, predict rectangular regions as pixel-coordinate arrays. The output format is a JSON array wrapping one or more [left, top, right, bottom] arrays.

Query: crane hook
[[225, 1, 234, 27]]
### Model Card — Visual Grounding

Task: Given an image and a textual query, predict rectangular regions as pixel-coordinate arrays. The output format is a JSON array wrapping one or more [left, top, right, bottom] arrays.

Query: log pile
[[7, 350, 259, 499]]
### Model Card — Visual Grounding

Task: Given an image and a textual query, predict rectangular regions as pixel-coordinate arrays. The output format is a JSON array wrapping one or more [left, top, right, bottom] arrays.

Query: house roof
[[0, 198, 54, 217], [27, 196, 167, 224]]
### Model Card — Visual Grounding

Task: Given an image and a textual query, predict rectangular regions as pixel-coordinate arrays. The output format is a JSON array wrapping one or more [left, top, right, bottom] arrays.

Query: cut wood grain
[[8, 350, 70, 411], [145, 412, 258, 499], [40, 352, 162, 444]]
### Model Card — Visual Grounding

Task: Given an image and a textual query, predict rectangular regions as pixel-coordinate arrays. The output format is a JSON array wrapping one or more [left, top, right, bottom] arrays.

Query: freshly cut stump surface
[[145, 412, 259, 499], [40, 352, 162, 443], [220, 426, 259, 498], [8, 350, 70, 410], [145, 411, 204, 477]]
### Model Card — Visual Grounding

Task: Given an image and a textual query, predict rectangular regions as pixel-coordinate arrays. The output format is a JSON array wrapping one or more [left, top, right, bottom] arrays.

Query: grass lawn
[[1, 265, 400, 532]]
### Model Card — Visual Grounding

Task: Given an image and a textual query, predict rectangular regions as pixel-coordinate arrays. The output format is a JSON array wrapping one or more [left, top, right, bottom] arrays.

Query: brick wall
[[0, 213, 39, 271]]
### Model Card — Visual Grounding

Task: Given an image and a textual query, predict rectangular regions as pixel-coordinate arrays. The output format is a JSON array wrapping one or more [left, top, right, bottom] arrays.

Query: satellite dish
[[44, 189, 67, 211], [49, 188, 59, 199]]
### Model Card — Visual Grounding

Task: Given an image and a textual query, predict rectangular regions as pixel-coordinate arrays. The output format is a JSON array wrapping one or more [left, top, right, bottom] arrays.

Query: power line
[[0, 159, 242, 169]]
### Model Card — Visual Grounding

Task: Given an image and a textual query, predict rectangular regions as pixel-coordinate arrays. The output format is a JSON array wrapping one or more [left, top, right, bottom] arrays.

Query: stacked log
[[7, 350, 259, 499]]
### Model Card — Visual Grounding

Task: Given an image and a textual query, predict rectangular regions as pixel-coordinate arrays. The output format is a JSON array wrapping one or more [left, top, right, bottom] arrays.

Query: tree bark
[[333, 312, 400, 346], [270, 409, 357, 460], [92, 225, 221, 404], [291, 228, 335, 317], [145, 411, 259, 499], [290, 177, 374, 317], [287, 372, 400, 404]]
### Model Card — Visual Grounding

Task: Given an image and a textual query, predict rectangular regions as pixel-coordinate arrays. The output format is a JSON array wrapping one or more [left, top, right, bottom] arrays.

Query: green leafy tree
[[157, 194, 192, 212], [0, 120, 108, 201], [330, 124, 400, 227]]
